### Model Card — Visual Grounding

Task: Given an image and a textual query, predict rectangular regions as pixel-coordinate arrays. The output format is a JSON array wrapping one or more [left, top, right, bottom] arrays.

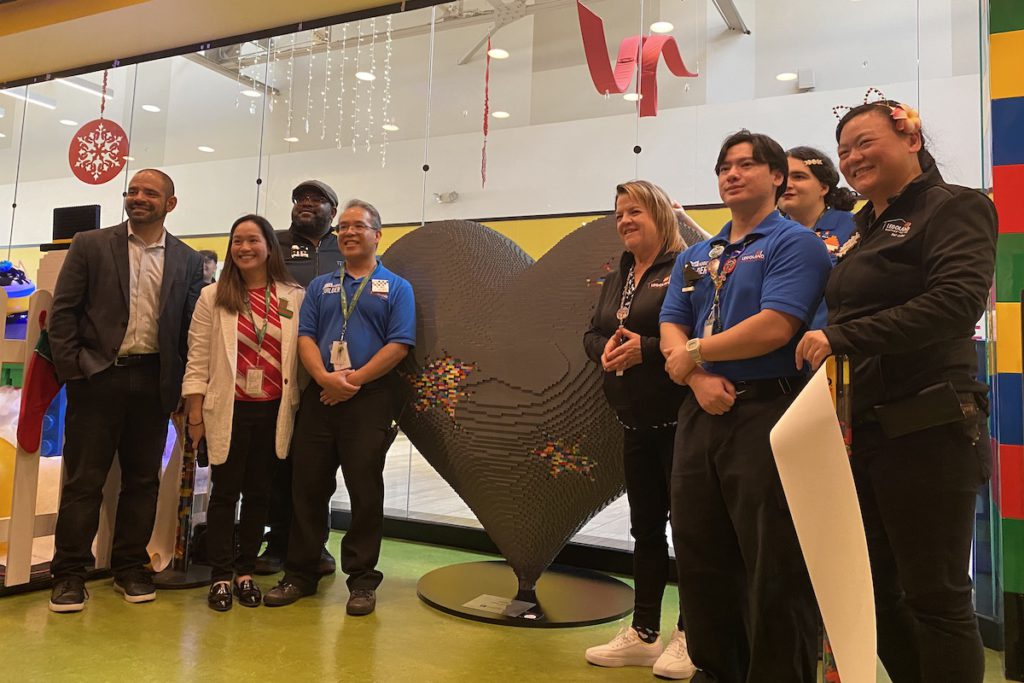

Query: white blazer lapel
[[220, 306, 238, 375]]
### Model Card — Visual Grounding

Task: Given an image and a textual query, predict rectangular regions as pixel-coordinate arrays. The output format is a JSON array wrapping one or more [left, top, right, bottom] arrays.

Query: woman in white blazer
[[182, 214, 305, 612]]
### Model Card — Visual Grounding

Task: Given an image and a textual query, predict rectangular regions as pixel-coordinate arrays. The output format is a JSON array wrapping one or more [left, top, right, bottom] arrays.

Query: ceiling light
[[0, 132, 6, 139], [123, 155, 135, 161], [59, 119, 78, 126], [57, 76, 114, 100], [776, 72, 798, 81], [623, 93, 643, 102], [0, 105, 4, 118], [283, 136, 299, 143], [487, 48, 510, 59], [197, 145, 215, 153], [491, 111, 510, 119], [650, 21, 674, 33], [0, 88, 57, 110], [142, 104, 161, 112], [382, 123, 399, 132], [240, 89, 262, 98], [355, 71, 376, 82]]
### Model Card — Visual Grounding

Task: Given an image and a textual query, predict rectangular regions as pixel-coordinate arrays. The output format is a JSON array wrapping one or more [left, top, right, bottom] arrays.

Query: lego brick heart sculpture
[[383, 215, 702, 590]]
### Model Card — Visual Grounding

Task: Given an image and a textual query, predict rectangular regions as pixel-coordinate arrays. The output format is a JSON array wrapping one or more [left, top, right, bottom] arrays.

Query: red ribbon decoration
[[481, 38, 491, 189], [577, 1, 698, 117]]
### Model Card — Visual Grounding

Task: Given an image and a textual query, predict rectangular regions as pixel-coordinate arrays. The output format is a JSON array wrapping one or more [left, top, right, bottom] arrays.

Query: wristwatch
[[685, 338, 704, 366]]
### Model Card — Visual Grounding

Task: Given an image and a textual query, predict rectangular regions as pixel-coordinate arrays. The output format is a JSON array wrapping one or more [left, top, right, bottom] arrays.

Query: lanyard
[[616, 265, 637, 327], [705, 235, 758, 335], [339, 261, 381, 341], [245, 284, 273, 349]]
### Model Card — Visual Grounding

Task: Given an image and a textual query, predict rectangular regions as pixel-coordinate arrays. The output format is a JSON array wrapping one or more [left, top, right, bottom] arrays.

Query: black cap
[[292, 180, 338, 208]]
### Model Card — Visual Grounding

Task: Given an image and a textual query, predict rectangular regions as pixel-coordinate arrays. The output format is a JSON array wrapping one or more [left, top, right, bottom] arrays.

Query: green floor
[[0, 533, 1012, 682]]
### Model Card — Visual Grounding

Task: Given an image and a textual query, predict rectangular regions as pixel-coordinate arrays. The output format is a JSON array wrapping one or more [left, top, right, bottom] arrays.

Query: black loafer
[[208, 582, 232, 612], [234, 578, 262, 608], [263, 581, 310, 607]]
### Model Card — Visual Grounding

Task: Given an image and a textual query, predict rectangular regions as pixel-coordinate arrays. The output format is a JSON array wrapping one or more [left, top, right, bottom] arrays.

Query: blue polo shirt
[[660, 211, 832, 382], [299, 259, 416, 372], [810, 208, 856, 328]]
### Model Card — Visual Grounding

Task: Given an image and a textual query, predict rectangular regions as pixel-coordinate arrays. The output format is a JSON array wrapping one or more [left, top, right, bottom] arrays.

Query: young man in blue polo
[[264, 199, 415, 615], [659, 130, 832, 683]]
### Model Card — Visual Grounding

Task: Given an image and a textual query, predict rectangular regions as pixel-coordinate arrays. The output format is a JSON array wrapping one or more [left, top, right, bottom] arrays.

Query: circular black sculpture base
[[152, 564, 212, 589], [417, 561, 633, 628]]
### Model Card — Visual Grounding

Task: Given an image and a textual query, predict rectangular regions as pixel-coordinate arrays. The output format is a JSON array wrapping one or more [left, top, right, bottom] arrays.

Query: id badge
[[703, 310, 716, 338], [245, 368, 264, 396], [331, 340, 353, 371]]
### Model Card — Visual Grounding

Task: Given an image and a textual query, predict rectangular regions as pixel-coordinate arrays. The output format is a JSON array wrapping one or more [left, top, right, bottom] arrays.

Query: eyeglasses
[[336, 223, 376, 234], [293, 192, 329, 205]]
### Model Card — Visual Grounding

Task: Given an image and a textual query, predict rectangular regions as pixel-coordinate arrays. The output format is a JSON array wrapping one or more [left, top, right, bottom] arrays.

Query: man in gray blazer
[[47, 168, 204, 613]]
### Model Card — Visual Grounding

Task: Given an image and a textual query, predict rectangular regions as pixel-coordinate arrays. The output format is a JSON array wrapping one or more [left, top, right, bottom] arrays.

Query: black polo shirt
[[276, 227, 342, 287]]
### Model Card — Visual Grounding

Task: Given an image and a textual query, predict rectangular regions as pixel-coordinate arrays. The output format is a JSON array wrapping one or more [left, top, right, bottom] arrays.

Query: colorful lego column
[[992, 1, 1024, 678]]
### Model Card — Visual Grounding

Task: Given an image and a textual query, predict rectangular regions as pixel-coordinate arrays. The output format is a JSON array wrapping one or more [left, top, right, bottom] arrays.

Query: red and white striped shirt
[[235, 284, 283, 401]]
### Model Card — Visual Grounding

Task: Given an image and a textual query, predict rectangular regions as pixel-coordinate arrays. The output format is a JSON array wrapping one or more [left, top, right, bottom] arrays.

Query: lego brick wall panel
[[993, 97, 1024, 167], [997, 234, 1024, 302], [996, 372, 1023, 446], [994, 165, 1024, 234], [996, 302, 1023, 374], [1004, 519, 1024, 594], [1003, 444, 1024, 520], [992, 0, 1024, 34], [992, 31, 1024, 100]]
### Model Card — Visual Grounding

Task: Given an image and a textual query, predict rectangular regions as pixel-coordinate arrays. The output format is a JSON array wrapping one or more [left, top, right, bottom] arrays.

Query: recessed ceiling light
[[240, 89, 262, 98], [650, 21, 674, 33], [142, 104, 161, 112], [57, 76, 114, 100], [0, 88, 57, 110], [123, 155, 135, 161], [0, 132, 6, 138], [197, 145, 215, 153], [776, 72, 798, 81], [355, 71, 376, 82], [487, 48, 510, 59], [623, 93, 643, 102], [491, 111, 510, 119], [382, 123, 400, 132], [59, 119, 78, 126], [283, 136, 299, 143]]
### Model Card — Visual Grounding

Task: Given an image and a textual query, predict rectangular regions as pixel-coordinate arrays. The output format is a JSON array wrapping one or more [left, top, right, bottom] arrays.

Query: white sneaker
[[585, 626, 663, 668], [653, 628, 697, 680]]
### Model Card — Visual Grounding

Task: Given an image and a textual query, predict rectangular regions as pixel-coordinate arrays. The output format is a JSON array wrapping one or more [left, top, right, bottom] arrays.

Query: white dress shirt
[[118, 224, 165, 355]]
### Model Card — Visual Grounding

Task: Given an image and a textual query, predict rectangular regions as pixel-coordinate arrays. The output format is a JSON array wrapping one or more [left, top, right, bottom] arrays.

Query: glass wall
[[0, 0, 990, 561]]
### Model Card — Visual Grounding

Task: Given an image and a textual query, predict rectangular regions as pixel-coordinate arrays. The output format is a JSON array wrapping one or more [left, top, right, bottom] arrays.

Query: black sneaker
[[346, 588, 376, 616], [263, 580, 310, 607], [113, 571, 157, 603], [254, 549, 284, 576], [49, 577, 88, 613], [317, 547, 337, 576]]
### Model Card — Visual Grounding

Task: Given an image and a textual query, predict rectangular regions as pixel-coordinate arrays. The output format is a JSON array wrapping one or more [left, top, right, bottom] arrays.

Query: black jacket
[[822, 165, 997, 417], [276, 227, 342, 287], [584, 249, 687, 428]]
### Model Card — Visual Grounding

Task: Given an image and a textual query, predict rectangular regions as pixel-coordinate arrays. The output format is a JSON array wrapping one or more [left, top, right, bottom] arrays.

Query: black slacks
[[283, 380, 394, 592], [851, 418, 990, 683], [622, 426, 683, 632], [207, 400, 280, 582], [671, 392, 818, 683], [51, 363, 168, 580]]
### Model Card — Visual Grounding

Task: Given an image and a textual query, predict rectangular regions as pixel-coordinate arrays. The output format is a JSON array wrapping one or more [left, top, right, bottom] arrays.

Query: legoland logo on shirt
[[882, 219, 912, 238], [650, 275, 671, 288], [740, 250, 765, 262]]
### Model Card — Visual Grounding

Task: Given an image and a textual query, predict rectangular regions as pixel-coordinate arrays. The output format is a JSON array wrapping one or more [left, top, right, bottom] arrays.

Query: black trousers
[[852, 418, 990, 683], [622, 426, 683, 632], [51, 363, 168, 580], [207, 400, 280, 583], [264, 457, 294, 553], [283, 380, 394, 592], [671, 392, 818, 683]]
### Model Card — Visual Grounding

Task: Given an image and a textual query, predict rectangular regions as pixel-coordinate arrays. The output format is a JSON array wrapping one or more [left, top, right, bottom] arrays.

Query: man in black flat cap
[[255, 179, 343, 575]]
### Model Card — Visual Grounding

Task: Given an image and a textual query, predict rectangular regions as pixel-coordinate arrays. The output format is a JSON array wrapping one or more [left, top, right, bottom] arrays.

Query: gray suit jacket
[[49, 221, 205, 414]]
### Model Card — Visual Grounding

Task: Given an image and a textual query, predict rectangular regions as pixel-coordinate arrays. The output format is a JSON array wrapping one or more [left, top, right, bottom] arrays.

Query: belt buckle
[[114, 356, 127, 367]]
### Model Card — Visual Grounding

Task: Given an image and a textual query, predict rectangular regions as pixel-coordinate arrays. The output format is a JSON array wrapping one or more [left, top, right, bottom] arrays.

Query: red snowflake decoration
[[69, 118, 129, 185]]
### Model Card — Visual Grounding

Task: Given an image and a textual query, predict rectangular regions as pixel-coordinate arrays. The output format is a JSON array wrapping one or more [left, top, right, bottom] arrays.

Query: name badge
[[331, 340, 352, 371], [371, 279, 389, 294], [245, 368, 265, 396]]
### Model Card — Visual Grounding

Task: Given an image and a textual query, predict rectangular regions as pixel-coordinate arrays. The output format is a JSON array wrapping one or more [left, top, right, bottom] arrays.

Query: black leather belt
[[732, 376, 806, 401], [113, 353, 160, 367], [858, 393, 979, 425]]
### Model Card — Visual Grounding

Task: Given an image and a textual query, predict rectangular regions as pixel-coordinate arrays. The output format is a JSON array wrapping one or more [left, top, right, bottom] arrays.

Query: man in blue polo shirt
[[264, 199, 415, 615], [660, 130, 832, 683]]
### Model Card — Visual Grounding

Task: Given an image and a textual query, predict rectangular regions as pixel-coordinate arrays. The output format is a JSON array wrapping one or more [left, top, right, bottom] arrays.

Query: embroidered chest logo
[[290, 244, 311, 259], [881, 219, 912, 238], [371, 278, 390, 299], [649, 275, 671, 289], [322, 282, 342, 294], [739, 250, 765, 263]]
